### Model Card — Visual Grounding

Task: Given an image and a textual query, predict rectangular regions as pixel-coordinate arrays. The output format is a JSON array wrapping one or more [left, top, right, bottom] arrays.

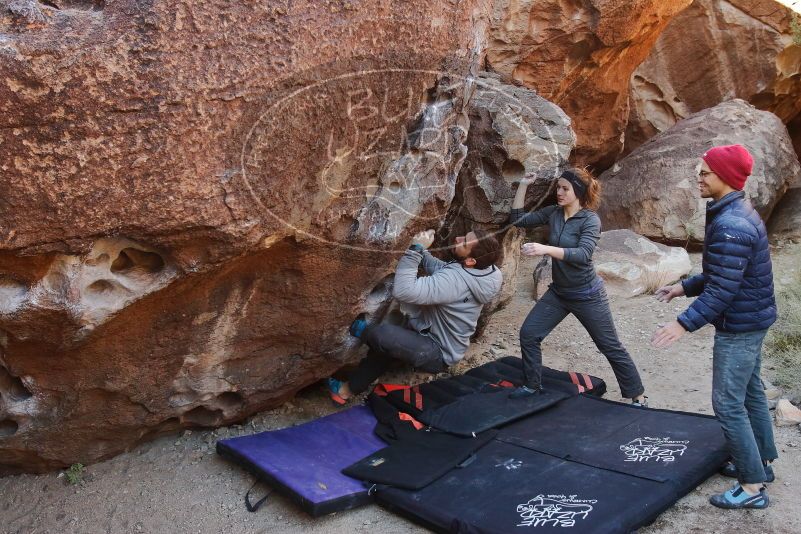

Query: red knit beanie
[[701, 144, 753, 191]]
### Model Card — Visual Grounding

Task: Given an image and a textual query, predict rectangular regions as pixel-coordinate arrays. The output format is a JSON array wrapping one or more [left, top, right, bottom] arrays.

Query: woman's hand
[[512, 175, 537, 210], [521, 242, 550, 256]]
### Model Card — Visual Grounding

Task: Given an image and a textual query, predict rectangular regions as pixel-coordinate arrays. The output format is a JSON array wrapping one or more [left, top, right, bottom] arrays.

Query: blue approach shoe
[[509, 386, 542, 399], [709, 484, 769, 510], [349, 314, 367, 339], [719, 461, 775, 483]]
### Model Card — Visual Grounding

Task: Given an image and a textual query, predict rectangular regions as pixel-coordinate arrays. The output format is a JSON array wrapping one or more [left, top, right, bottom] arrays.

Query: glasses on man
[[698, 170, 715, 178]]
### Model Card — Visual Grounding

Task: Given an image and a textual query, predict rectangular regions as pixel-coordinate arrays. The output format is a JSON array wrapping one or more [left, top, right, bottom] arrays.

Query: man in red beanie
[[652, 144, 778, 510]]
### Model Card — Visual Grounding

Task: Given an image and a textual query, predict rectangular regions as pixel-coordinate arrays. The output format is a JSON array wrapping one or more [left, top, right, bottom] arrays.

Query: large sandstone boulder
[[598, 99, 801, 244], [594, 230, 692, 298], [439, 72, 575, 332], [487, 0, 691, 169], [0, 0, 494, 473], [529, 230, 692, 299], [626, 0, 801, 158]]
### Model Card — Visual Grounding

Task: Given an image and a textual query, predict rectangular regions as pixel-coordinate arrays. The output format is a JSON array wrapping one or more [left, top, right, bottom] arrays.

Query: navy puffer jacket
[[677, 191, 776, 333]]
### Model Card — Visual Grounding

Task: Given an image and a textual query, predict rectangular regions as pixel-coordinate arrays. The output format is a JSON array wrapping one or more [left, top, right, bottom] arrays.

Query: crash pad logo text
[[516, 494, 596, 528], [620, 437, 689, 463]]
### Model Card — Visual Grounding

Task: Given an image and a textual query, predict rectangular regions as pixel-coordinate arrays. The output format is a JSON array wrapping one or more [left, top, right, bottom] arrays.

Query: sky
[[776, 0, 801, 14]]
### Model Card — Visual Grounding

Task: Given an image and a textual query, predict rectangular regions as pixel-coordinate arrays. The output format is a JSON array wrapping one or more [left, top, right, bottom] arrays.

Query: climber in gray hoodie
[[327, 229, 503, 404]]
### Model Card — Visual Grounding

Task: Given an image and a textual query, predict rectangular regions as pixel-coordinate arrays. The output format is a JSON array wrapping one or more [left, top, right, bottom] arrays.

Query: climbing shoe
[[327, 378, 348, 406], [631, 396, 649, 408], [349, 314, 368, 339], [709, 484, 769, 510], [719, 461, 775, 483]]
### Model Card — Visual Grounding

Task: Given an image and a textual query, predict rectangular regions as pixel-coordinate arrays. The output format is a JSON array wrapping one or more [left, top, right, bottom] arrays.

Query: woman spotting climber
[[507, 168, 648, 406]]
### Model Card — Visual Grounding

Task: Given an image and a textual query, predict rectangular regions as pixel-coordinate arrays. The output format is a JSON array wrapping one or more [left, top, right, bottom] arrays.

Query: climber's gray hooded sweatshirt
[[392, 249, 503, 366]]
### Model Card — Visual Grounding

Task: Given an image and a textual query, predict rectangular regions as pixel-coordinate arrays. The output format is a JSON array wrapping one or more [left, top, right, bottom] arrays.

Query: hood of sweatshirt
[[457, 263, 503, 304]]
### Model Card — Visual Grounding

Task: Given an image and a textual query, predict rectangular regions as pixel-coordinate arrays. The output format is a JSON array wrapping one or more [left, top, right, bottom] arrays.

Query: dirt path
[[2, 250, 800, 534]]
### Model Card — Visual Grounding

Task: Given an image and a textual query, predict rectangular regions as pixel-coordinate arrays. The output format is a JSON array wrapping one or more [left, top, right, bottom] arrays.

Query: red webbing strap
[[398, 412, 424, 430], [413, 386, 423, 410], [582, 373, 594, 390], [568, 371, 586, 393], [498, 380, 515, 388], [373, 383, 411, 397]]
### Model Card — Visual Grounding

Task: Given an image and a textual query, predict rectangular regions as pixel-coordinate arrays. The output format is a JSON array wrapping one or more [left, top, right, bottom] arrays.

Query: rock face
[[0, 0, 494, 473], [594, 230, 692, 298], [598, 100, 801, 244], [487, 0, 691, 169], [775, 399, 801, 426], [440, 72, 575, 331], [626, 0, 801, 157], [768, 187, 801, 242]]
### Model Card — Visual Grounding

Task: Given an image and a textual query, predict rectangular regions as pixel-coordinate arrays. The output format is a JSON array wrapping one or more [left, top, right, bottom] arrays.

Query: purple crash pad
[[216, 405, 385, 516]]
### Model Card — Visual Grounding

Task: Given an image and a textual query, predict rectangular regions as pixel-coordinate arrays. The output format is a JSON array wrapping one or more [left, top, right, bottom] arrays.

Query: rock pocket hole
[[216, 392, 244, 411], [502, 159, 525, 183], [111, 248, 165, 274], [86, 279, 116, 294], [388, 181, 402, 193], [0, 367, 33, 402], [0, 420, 18, 438], [84, 253, 110, 267], [180, 406, 223, 427], [422, 86, 437, 106]]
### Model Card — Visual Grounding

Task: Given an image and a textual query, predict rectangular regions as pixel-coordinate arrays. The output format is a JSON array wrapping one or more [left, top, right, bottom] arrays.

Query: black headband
[[561, 169, 587, 202]]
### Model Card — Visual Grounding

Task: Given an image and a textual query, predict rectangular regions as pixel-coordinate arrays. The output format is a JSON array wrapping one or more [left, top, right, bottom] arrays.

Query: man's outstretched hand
[[654, 283, 685, 303], [411, 229, 436, 250], [651, 320, 686, 348]]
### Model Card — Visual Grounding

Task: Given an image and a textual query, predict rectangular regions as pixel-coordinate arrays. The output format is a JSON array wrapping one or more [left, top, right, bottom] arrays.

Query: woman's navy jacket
[[677, 191, 777, 333]]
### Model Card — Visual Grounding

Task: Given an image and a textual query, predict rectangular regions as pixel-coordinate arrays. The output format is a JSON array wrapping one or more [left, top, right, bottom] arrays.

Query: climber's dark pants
[[348, 324, 445, 395]]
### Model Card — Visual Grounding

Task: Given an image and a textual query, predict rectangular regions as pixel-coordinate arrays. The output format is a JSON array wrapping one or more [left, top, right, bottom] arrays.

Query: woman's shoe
[[631, 396, 649, 408], [509, 386, 542, 399]]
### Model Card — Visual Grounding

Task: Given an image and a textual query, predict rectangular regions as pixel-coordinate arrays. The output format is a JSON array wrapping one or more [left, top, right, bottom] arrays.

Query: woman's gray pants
[[519, 287, 645, 398]]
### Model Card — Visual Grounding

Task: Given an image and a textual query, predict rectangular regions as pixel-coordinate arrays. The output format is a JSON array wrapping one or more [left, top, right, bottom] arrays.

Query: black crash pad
[[375, 396, 728, 534], [498, 395, 729, 485]]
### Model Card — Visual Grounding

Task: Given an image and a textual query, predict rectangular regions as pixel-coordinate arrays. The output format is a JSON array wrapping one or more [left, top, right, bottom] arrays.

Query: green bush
[[792, 14, 801, 47], [65, 463, 85, 485]]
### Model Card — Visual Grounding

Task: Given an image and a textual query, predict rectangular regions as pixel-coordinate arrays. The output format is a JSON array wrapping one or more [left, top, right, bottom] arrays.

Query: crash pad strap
[[244, 481, 273, 512]]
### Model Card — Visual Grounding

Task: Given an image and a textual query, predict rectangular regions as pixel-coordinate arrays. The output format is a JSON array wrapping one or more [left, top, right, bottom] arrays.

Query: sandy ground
[[2, 249, 800, 534]]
